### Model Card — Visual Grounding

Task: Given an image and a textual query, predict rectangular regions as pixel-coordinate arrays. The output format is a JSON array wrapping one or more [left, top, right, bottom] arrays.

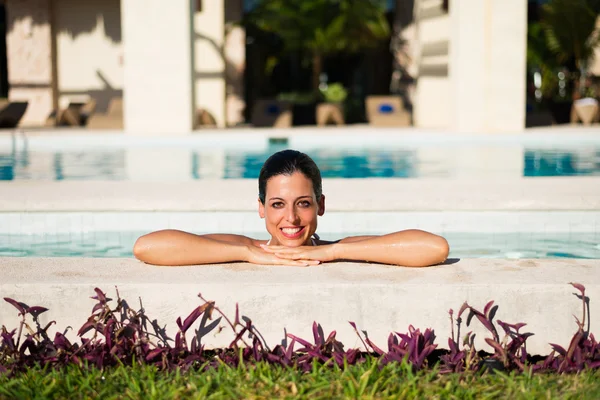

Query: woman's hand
[[260, 244, 336, 263], [246, 245, 321, 267]]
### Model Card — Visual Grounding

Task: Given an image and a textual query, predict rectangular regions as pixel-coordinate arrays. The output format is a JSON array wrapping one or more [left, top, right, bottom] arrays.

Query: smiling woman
[[133, 150, 450, 267]]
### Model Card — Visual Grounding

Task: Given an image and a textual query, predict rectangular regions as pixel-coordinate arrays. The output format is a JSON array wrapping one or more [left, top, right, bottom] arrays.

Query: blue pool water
[[1, 231, 599, 259], [1, 145, 599, 180]]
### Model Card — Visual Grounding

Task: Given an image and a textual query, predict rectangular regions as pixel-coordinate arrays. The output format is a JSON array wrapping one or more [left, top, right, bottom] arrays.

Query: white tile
[[1, 211, 599, 235]]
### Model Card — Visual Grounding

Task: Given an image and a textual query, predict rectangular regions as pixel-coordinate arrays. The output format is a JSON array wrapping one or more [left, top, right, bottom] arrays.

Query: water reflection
[[0, 147, 126, 180], [524, 149, 600, 176], [217, 148, 417, 179], [2, 231, 599, 259], [1, 144, 600, 180]]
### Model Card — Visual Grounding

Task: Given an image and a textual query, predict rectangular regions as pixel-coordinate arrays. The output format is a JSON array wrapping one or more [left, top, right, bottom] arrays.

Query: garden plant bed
[[1, 283, 598, 382]]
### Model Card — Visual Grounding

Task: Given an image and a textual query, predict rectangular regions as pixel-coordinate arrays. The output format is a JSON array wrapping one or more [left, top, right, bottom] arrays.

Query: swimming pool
[[2, 231, 599, 259], [1, 131, 599, 180], [2, 210, 598, 259]]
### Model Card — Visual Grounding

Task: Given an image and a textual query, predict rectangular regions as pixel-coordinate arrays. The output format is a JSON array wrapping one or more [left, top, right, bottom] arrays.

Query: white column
[[194, 0, 226, 127], [121, 0, 195, 134], [449, 0, 527, 133]]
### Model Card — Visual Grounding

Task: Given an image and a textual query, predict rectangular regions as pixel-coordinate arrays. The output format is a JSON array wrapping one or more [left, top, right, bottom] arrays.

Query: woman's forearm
[[333, 230, 449, 267], [133, 230, 250, 266]]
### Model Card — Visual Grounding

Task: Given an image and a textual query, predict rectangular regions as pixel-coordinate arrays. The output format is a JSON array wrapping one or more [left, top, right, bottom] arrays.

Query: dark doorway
[[0, 5, 8, 98]]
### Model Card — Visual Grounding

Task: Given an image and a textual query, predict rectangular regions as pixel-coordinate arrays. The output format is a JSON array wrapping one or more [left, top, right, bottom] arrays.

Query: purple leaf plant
[[0, 283, 598, 377]]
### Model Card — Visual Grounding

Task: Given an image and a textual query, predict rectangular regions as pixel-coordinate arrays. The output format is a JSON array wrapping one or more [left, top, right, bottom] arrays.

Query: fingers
[[277, 254, 321, 265], [278, 259, 320, 267], [275, 251, 307, 260], [261, 245, 307, 253]]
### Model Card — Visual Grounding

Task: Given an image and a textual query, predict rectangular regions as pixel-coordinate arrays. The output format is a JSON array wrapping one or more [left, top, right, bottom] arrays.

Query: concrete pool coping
[[1, 257, 598, 355], [2, 177, 600, 212], [3, 125, 600, 152]]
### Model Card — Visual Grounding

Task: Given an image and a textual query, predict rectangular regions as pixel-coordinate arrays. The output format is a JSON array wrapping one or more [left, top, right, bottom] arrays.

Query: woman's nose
[[285, 206, 299, 222]]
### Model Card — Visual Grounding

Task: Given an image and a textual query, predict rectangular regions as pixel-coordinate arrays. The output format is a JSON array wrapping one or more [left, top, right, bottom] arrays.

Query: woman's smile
[[280, 226, 305, 239]]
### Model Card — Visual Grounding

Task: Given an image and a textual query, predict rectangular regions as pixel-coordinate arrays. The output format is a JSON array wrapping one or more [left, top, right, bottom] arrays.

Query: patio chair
[[79, 98, 97, 126], [251, 99, 292, 128], [570, 98, 599, 125], [365, 96, 411, 127], [196, 108, 217, 127], [0, 101, 29, 128], [316, 103, 345, 126], [86, 97, 123, 129], [45, 98, 97, 127]]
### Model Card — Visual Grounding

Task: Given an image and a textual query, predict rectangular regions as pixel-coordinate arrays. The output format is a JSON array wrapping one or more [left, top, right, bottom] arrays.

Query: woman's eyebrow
[[268, 195, 313, 202]]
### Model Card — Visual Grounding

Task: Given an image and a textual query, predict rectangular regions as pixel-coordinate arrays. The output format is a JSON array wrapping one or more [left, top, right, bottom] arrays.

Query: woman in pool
[[133, 150, 449, 267]]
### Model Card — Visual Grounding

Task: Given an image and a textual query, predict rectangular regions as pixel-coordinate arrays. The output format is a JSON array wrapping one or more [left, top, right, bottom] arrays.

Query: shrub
[[1, 283, 598, 376]]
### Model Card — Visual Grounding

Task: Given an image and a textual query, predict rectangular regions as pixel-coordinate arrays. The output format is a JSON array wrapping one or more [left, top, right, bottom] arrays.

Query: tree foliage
[[242, 0, 391, 91], [540, 0, 600, 67]]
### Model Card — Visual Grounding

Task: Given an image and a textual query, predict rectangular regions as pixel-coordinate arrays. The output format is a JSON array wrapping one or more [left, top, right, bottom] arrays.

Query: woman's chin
[[279, 238, 306, 247], [274, 234, 311, 247]]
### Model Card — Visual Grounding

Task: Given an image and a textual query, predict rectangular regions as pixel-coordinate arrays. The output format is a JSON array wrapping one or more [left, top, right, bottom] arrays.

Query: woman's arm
[[262, 229, 450, 267], [333, 230, 449, 267], [133, 230, 319, 267], [133, 230, 253, 266]]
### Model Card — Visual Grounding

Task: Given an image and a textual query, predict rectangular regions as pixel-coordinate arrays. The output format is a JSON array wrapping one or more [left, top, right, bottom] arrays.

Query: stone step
[[1, 257, 598, 355]]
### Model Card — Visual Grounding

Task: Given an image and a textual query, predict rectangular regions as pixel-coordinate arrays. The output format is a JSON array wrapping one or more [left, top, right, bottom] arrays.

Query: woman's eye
[[271, 202, 284, 208], [299, 201, 312, 207]]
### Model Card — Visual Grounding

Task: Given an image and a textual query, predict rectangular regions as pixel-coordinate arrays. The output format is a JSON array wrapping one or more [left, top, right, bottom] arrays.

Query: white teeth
[[282, 227, 302, 234]]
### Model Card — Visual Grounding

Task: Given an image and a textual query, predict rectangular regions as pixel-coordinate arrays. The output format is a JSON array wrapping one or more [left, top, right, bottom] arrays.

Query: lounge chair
[[79, 98, 97, 126], [316, 103, 345, 126], [251, 99, 292, 128], [0, 101, 29, 128], [45, 98, 97, 127], [571, 98, 599, 125], [196, 108, 217, 127], [365, 96, 411, 127], [86, 97, 123, 129]]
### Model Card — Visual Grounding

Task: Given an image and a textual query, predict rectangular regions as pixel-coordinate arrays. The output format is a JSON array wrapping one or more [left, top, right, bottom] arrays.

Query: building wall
[[591, 16, 600, 77], [194, 0, 226, 127], [224, 0, 245, 127], [5, 0, 54, 126], [414, 0, 526, 132], [413, 0, 451, 129], [54, 0, 123, 112]]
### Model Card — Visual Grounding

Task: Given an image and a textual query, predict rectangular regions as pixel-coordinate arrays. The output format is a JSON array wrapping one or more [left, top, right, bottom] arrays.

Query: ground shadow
[[442, 258, 461, 265], [59, 70, 122, 113]]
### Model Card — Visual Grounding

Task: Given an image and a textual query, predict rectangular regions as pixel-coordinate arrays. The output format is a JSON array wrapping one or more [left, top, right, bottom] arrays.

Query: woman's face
[[258, 171, 325, 247]]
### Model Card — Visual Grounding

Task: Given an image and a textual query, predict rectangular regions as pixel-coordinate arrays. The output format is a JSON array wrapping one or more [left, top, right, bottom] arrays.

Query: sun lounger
[[79, 98, 97, 126], [45, 98, 97, 127], [0, 101, 29, 128], [86, 97, 123, 129], [365, 96, 411, 127], [251, 99, 292, 128], [316, 103, 345, 126], [196, 108, 217, 127]]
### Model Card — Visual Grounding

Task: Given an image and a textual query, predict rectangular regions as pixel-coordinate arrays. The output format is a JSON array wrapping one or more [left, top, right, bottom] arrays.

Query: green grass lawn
[[1, 358, 599, 399]]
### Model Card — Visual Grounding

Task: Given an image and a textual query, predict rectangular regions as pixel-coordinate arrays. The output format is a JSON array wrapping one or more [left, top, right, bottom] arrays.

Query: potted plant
[[316, 83, 348, 125]]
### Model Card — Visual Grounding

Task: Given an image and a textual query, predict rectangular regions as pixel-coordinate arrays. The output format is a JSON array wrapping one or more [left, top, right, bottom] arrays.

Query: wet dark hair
[[258, 149, 322, 204]]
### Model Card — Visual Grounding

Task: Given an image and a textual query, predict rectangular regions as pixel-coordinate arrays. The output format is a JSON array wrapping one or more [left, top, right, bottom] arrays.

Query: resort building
[[0, 0, 584, 133]]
